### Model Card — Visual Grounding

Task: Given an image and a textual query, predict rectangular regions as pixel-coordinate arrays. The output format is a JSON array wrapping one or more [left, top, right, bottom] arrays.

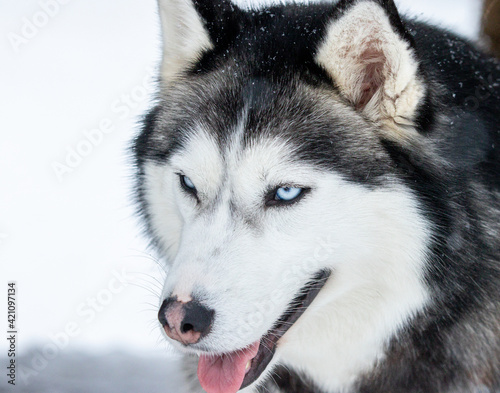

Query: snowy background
[[0, 0, 482, 392]]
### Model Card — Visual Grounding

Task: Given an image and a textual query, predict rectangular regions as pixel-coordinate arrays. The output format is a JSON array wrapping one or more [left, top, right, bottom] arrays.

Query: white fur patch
[[315, 2, 426, 141], [143, 127, 223, 263], [276, 185, 430, 392], [158, 0, 213, 82]]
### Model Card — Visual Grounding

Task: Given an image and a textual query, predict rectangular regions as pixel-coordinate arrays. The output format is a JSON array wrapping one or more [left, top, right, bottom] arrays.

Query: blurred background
[[0, 0, 488, 391]]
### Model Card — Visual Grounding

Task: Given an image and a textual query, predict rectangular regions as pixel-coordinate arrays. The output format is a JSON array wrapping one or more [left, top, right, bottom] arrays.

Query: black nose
[[158, 297, 215, 345]]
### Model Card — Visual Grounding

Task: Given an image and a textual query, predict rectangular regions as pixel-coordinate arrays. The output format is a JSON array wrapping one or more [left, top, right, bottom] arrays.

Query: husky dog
[[132, 0, 500, 391]]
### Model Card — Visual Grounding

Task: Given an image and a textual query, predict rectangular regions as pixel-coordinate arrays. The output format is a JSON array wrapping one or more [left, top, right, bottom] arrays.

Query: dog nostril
[[181, 301, 215, 337], [181, 323, 194, 333]]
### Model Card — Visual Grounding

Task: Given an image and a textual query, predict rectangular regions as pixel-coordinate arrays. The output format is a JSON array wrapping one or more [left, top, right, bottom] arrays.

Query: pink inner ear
[[356, 46, 386, 111]]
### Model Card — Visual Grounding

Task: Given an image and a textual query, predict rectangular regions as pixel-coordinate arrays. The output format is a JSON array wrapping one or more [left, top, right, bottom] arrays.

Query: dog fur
[[132, 0, 500, 391]]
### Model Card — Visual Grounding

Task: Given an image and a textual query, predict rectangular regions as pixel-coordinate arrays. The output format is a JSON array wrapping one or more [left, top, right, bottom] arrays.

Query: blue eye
[[265, 186, 308, 207], [182, 175, 195, 189], [179, 174, 197, 194], [275, 187, 303, 201]]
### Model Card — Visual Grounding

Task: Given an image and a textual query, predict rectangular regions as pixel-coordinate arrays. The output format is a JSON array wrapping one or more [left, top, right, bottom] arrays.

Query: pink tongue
[[197, 341, 260, 393]]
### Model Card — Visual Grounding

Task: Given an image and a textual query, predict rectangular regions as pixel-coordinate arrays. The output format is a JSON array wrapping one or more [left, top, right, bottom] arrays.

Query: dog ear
[[315, 0, 426, 139], [157, 0, 242, 82]]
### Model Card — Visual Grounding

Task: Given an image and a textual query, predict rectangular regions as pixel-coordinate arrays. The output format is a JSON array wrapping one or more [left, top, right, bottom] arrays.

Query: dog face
[[134, 0, 434, 391]]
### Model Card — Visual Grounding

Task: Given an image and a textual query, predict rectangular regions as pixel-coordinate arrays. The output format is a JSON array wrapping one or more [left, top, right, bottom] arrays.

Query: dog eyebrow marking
[[169, 125, 224, 197]]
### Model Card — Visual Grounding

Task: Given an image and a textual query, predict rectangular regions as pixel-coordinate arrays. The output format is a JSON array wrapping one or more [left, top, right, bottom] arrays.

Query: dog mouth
[[197, 270, 330, 393]]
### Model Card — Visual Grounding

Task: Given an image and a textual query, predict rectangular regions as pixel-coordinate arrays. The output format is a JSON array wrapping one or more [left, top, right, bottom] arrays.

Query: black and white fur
[[132, 0, 500, 391]]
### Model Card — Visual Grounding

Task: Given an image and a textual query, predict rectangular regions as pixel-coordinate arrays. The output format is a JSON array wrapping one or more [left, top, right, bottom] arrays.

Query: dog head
[[134, 0, 436, 391]]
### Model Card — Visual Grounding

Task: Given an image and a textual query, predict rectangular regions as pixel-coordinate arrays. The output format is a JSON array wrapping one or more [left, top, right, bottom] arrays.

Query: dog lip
[[240, 269, 331, 390]]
